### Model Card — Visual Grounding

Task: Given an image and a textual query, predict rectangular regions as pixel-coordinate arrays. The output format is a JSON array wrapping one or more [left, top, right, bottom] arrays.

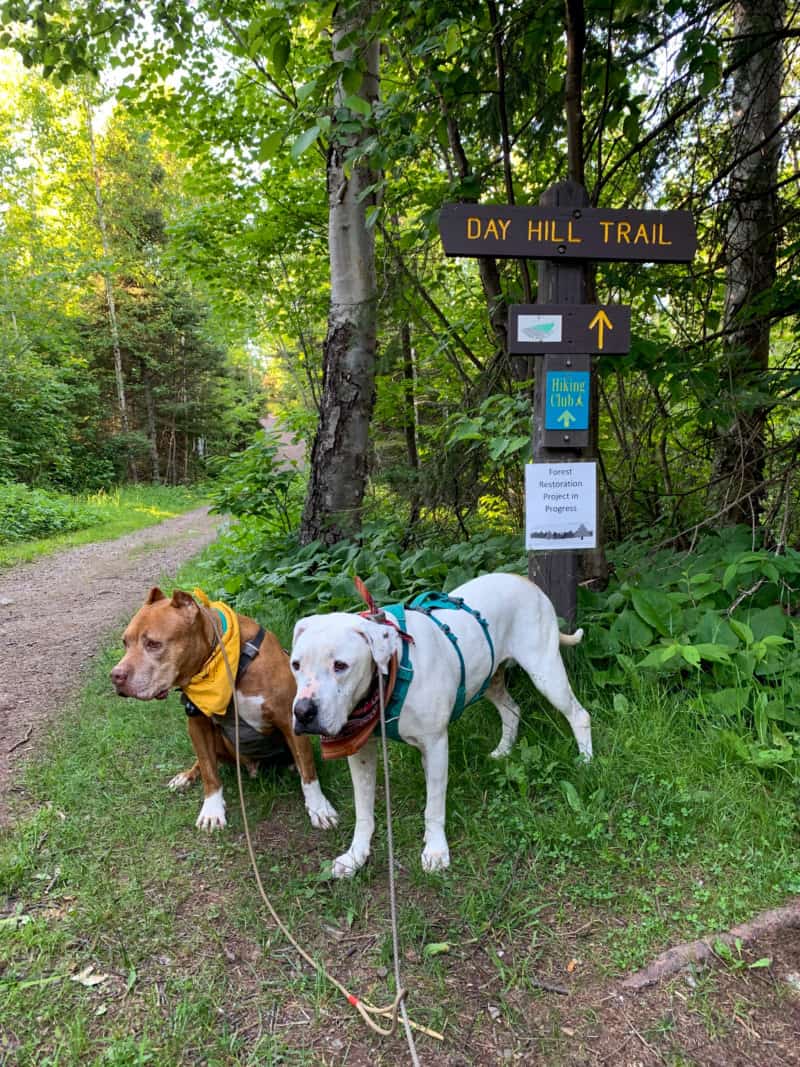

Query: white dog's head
[[289, 613, 401, 737]]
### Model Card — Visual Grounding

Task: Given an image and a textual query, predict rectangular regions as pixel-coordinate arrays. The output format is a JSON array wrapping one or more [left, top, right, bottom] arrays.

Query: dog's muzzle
[[293, 697, 319, 734]]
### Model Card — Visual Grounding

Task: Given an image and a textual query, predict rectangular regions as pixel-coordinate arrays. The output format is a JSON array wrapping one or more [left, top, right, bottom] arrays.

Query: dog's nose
[[110, 666, 127, 688], [294, 697, 318, 730]]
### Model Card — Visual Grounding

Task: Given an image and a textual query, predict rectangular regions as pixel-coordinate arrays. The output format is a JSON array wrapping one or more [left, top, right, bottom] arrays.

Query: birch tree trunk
[[299, 1, 379, 545], [85, 100, 129, 437], [713, 0, 784, 525]]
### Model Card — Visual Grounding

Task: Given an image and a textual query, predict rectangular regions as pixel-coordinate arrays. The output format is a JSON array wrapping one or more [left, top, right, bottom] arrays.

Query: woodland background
[[0, 1, 799, 758]]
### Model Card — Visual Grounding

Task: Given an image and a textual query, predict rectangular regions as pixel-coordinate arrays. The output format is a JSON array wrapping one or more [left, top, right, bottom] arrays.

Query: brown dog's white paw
[[195, 789, 226, 831], [302, 781, 339, 830]]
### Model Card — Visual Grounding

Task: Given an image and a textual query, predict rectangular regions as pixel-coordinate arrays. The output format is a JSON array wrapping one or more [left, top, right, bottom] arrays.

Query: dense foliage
[[2, 2, 799, 771], [0, 65, 267, 491], [0, 483, 107, 542]]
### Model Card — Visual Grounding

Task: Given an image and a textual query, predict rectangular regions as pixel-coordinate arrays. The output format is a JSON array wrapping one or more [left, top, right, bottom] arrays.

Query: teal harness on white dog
[[380, 592, 496, 742]]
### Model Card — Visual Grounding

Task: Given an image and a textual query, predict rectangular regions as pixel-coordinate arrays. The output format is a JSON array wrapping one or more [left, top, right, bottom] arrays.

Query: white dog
[[290, 572, 592, 877]]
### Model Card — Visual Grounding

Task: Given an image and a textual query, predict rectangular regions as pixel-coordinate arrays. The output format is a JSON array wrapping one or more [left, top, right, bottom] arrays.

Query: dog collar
[[318, 583, 416, 760], [319, 652, 399, 760]]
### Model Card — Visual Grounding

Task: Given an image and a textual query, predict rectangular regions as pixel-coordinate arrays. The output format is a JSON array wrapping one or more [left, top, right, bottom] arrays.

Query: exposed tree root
[[621, 898, 800, 991]]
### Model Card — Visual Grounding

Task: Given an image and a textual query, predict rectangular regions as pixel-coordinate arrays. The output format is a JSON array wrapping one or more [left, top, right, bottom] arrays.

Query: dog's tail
[[559, 628, 584, 647]]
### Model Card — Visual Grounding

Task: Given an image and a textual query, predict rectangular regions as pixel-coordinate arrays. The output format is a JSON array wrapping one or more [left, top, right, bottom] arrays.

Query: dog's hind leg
[[484, 667, 522, 759], [517, 647, 593, 761]]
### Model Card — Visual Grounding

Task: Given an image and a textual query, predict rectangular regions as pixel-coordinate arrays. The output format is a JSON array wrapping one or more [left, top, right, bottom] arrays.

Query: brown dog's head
[[110, 588, 206, 700]]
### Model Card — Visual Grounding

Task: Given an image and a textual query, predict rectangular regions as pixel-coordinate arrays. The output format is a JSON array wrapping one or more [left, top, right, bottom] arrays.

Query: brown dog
[[110, 588, 338, 832]]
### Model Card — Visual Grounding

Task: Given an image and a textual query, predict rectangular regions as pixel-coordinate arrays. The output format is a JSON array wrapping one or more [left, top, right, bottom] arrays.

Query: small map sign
[[509, 304, 631, 354], [546, 370, 589, 431], [525, 461, 597, 550], [518, 313, 562, 343]]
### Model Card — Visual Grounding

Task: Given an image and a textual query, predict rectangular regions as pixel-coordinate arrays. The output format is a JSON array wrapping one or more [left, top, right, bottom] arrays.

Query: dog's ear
[[292, 617, 310, 648], [357, 619, 401, 672], [146, 587, 166, 604], [170, 590, 198, 614]]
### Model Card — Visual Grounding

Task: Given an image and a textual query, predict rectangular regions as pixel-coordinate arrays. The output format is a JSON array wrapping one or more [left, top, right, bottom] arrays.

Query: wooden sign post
[[438, 182, 696, 624]]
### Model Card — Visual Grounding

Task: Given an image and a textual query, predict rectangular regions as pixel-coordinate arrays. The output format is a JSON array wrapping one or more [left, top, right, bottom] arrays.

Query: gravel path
[[0, 507, 222, 826]]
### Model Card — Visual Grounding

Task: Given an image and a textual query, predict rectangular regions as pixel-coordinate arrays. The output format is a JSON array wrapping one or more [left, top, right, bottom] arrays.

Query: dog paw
[[196, 790, 226, 831], [331, 849, 367, 878], [489, 744, 512, 760], [302, 781, 339, 830], [421, 842, 450, 872], [308, 797, 339, 830], [168, 772, 193, 792]]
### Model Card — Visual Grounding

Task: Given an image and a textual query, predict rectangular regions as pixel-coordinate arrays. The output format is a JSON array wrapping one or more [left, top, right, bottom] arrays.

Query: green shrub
[[208, 429, 304, 534], [580, 526, 800, 772], [0, 483, 108, 543]]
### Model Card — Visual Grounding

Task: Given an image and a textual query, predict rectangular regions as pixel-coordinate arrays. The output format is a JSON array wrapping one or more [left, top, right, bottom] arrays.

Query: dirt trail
[[0, 506, 222, 826]]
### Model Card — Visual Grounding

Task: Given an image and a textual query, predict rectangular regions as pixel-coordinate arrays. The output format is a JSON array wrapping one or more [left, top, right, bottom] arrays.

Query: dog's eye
[[291, 660, 300, 671], [333, 660, 349, 673], [145, 639, 162, 652]]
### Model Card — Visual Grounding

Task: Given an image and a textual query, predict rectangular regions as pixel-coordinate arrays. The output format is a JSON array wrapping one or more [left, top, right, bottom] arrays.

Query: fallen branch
[[621, 898, 800, 991], [7, 725, 33, 754], [530, 977, 569, 995]]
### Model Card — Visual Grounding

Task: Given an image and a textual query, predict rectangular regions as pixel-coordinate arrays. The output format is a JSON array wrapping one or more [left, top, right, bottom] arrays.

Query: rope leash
[[205, 608, 442, 1054]]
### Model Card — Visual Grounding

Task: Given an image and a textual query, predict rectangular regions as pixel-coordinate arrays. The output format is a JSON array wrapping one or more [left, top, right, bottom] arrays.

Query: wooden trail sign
[[438, 203, 697, 263], [436, 180, 696, 625]]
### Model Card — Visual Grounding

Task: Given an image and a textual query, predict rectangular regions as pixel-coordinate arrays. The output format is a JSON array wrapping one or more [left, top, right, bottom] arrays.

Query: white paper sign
[[525, 462, 597, 550]]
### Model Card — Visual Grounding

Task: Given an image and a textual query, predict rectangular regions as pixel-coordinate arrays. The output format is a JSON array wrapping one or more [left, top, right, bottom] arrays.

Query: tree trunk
[[85, 101, 128, 437], [713, 0, 784, 526], [143, 373, 160, 482], [300, 1, 380, 545]]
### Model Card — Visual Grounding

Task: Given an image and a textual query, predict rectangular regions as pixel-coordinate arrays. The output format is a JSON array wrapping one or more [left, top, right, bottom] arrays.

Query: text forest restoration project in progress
[[438, 203, 697, 262]]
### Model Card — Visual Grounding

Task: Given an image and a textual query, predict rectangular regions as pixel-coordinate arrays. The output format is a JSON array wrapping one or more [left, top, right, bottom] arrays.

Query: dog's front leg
[[420, 734, 450, 872], [186, 715, 226, 831], [332, 737, 377, 878]]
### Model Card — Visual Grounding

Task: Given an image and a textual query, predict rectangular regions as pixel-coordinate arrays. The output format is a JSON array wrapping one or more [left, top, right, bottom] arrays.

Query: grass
[[2, 565, 800, 1064], [0, 485, 208, 568]]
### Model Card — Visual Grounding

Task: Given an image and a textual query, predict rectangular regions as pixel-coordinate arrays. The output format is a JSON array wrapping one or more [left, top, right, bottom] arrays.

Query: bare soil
[[0, 506, 221, 826]]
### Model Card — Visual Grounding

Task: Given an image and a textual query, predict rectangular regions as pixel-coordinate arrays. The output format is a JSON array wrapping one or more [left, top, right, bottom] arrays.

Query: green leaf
[[680, 645, 701, 667], [290, 125, 321, 158], [638, 643, 680, 668], [612, 693, 629, 714], [744, 605, 786, 641], [343, 94, 371, 117], [707, 688, 749, 715], [630, 588, 673, 635], [609, 609, 653, 650], [341, 65, 363, 93], [257, 130, 284, 161], [272, 36, 291, 73], [559, 780, 582, 812], [444, 24, 461, 56], [728, 618, 754, 645], [423, 942, 450, 957], [296, 79, 318, 102], [690, 642, 732, 663]]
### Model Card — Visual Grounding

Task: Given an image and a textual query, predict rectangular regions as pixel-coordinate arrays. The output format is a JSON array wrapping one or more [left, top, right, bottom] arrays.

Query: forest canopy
[[0, 0, 797, 548]]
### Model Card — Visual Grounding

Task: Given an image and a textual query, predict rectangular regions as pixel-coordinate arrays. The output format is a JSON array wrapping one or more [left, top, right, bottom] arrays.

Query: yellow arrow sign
[[557, 409, 577, 427], [588, 309, 613, 350]]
